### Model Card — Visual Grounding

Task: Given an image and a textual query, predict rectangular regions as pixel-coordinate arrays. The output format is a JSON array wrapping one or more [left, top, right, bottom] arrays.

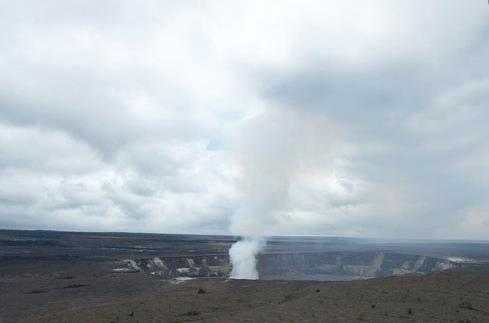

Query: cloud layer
[[1, 1, 488, 239]]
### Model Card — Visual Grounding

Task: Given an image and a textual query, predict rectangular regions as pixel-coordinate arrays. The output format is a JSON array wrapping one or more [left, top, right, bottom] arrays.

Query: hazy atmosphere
[[1, 1, 489, 239]]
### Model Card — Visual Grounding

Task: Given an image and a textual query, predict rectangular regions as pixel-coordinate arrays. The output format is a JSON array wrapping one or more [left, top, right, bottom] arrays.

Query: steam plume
[[229, 237, 265, 279], [228, 108, 309, 279]]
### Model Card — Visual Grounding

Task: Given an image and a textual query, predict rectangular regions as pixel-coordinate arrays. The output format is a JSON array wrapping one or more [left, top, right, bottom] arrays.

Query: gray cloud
[[0, 1, 488, 239], [255, 13, 489, 237]]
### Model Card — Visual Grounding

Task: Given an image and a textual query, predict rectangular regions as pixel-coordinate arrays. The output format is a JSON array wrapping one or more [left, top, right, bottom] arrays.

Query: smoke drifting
[[228, 108, 334, 279]]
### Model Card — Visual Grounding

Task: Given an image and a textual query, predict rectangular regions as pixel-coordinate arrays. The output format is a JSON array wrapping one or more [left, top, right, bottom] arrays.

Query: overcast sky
[[1, 1, 488, 239]]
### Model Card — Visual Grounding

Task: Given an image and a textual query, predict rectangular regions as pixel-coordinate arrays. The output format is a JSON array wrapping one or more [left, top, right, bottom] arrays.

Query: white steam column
[[229, 236, 265, 280]]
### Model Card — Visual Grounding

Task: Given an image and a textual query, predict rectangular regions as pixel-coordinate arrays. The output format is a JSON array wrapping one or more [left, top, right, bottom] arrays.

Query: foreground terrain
[[1, 230, 489, 322], [1, 271, 489, 322]]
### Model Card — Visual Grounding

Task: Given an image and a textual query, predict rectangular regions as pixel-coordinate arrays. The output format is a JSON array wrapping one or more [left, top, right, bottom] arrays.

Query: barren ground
[[2, 231, 488, 322], [1, 271, 488, 322]]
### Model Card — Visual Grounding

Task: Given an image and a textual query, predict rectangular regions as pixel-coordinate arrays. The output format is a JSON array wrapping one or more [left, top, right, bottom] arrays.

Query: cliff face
[[114, 255, 231, 278], [258, 251, 455, 280], [116, 251, 455, 280]]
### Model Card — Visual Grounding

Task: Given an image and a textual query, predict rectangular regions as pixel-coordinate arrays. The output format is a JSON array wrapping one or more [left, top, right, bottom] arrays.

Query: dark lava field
[[1, 230, 488, 322]]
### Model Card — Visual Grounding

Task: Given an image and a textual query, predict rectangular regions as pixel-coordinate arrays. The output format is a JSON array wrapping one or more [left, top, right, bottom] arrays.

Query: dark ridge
[[55, 275, 75, 280], [21, 289, 48, 294], [62, 284, 88, 289]]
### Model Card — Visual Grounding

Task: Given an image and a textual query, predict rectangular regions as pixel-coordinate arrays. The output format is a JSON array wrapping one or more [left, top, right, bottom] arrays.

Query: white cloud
[[0, 1, 488, 239]]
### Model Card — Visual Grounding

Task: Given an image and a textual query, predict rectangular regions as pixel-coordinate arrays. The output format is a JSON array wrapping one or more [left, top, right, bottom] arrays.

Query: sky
[[0, 1, 488, 239]]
